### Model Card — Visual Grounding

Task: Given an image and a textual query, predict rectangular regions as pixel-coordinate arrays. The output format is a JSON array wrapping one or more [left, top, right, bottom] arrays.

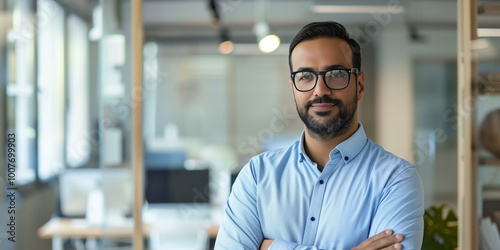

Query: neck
[[303, 121, 359, 171]]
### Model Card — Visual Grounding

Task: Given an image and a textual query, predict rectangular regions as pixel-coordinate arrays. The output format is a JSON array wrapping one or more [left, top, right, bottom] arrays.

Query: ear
[[289, 78, 296, 99], [356, 72, 365, 101]]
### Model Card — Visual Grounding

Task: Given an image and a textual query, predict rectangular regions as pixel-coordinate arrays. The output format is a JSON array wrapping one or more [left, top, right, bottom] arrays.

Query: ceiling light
[[218, 27, 233, 54], [259, 35, 280, 53], [219, 40, 234, 54], [312, 5, 404, 14], [253, 21, 280, 53]]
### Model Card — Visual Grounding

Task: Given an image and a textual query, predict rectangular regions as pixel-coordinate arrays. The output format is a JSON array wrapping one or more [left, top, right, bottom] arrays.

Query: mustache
[[305, 95, 343, 109]]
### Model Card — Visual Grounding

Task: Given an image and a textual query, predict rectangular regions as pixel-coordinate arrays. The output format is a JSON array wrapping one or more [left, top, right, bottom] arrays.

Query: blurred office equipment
[[59, 168, 100, 218], [143, 136, 214, 250], [149, 221, 209, 250], [59, 168, 133, 219], [41, 168, 137, 250], [145, 169, 210, 204], [144, 151, 186, 170], [143, 168, 212, 250]]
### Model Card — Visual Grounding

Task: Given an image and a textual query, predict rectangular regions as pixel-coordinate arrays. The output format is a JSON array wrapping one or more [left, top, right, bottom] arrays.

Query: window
[[5, 0, 37, 185], [66, 14, 90, 168], [37, 0, 65, 180]]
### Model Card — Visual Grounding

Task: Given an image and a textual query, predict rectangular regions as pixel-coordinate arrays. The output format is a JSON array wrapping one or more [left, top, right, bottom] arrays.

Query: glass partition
[[414, 60, 458, 208], [5, 0, 37, 185], [99, 0, 138, 248]]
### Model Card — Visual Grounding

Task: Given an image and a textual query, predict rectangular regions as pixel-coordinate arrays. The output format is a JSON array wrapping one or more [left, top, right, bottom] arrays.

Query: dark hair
[[288, 21, 361, 73]]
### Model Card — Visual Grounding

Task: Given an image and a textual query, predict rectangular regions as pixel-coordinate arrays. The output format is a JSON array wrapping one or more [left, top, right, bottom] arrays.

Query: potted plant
[[422, 204, 458, 250]]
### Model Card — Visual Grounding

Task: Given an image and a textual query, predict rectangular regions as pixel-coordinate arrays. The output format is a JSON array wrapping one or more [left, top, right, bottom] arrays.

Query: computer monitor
[[59, 168, 133, 217], [145, 169, 210, 204]]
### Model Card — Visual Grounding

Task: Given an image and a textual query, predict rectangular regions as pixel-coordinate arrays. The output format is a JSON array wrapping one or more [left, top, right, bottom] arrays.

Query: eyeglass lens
[[294, 69, 350, 91]]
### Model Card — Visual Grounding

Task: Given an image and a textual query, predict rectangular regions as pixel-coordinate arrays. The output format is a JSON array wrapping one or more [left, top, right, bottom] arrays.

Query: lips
[[306, 96, 342, 113], [310, 103, 335, 111]]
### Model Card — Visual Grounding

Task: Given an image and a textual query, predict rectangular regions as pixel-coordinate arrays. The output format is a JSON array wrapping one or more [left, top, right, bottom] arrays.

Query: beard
[[295, 93, 357, 141]]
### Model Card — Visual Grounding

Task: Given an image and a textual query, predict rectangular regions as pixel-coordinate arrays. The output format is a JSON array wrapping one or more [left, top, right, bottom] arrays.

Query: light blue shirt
[[215, 123, 424, 250]]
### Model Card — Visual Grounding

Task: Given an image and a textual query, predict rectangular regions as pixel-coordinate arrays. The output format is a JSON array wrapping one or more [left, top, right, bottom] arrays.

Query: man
[[215, 21, 424, 250]]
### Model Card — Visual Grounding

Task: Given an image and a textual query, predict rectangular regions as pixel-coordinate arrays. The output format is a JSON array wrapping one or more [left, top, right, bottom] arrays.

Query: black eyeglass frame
[[290, 68, 360, 92]]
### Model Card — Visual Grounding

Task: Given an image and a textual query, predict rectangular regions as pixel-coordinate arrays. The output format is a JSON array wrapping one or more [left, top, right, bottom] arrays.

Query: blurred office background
[[0, 0, 500, 249]]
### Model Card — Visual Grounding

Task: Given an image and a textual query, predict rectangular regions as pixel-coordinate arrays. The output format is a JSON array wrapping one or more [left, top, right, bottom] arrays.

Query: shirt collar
[[334, 122, 368, 164], [298, 122, 368, 164]]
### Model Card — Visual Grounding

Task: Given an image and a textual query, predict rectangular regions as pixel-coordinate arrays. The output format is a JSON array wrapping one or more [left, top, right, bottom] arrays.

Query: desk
[[38, 218, 150, 250], [39, 218, 219, 250]]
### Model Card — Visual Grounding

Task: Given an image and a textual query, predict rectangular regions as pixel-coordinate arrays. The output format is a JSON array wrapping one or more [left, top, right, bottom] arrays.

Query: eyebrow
[[295, 64, 348, 72]]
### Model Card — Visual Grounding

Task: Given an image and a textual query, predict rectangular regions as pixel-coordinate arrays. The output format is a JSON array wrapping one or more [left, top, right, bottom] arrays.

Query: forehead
[[290, 37, 352, 71]]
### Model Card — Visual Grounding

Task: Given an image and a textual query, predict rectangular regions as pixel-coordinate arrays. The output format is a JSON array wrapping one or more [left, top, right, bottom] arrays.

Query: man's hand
[[260, 239, 274, 250], [259, 229, 402, 250], [353, 229, 404, 250]]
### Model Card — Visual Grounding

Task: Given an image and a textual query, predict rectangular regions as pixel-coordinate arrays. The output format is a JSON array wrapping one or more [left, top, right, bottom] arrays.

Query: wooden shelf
[[480, 158, 500, 166], [482, 187, 500, 201], [479, 83, 500, 95], [479, 73, 500, 95], [478, 3, 500, 16]]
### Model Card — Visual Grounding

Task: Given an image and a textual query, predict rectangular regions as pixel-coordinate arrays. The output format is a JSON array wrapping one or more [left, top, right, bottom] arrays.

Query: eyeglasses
[[291, 68, 360, 92]]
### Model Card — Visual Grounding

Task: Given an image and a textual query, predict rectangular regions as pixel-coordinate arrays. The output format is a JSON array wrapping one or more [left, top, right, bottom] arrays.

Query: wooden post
[[131, 0, 144, 249], [457, 0, 479, 249]]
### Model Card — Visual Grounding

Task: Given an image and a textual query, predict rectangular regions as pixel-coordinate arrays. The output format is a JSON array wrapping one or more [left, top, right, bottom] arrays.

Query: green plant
[[422, 204, 458, 250]]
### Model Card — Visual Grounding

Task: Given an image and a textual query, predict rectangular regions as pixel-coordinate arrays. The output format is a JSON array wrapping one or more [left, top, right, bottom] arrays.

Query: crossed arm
[[260, 230, 404, 250]]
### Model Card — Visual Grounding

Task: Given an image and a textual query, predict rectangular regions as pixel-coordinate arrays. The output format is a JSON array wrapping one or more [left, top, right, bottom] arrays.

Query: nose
[[312, 74, 332, 96]]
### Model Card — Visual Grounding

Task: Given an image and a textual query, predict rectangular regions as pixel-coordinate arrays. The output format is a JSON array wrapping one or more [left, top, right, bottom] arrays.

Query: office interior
[[0, 0, 499, 249]]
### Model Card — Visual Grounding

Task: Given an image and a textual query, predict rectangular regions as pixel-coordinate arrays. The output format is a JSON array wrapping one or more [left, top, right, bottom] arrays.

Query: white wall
[[375, 26, 457, 162], [375, 25, 415, 160]]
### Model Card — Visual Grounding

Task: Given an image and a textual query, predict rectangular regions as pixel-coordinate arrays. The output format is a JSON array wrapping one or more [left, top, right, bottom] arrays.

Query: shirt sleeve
[[368, 166, 425, 250], [214, 160, 264, 250]]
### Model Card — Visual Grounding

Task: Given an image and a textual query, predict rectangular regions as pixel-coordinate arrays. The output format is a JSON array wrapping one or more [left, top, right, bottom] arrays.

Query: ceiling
[[142, 0, 459, 44], [58, 0, 500, 44]]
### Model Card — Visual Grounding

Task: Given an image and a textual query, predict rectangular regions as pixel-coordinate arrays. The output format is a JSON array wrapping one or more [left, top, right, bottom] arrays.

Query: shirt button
[[319, 180, 324, 184], [311, 217, 315, 221], [344, 156, 349, 161]]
